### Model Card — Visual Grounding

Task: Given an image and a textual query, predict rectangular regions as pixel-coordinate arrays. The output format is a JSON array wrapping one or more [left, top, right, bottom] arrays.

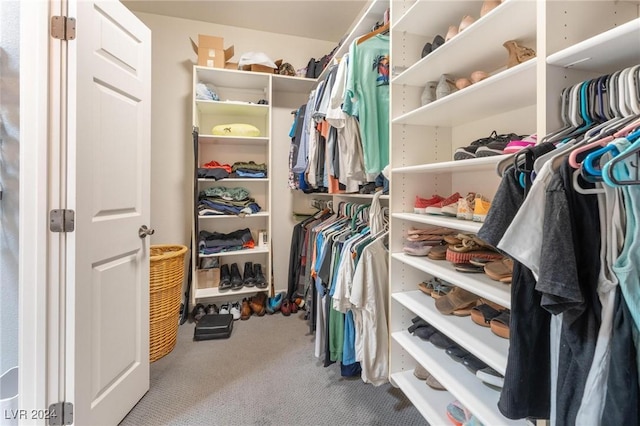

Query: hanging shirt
[[343, 35, 390, 175], [350, 236, 389, 386]]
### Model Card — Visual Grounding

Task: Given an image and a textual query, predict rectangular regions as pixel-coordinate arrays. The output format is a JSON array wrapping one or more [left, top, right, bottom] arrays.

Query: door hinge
[[49, 209, 75, 233], [48, 402, 73, 426], [51, 16, 76, 41]]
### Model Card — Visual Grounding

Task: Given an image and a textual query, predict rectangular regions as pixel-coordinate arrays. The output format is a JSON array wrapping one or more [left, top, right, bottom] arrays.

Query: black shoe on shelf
[[230, 263, 244, 290], [254, 263, 267, 288], [219, 264, 232, 291], [243, 261, 255, 287]]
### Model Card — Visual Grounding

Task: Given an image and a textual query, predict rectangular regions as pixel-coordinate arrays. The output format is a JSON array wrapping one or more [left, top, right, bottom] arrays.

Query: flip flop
[[454, 263, 485, 273]]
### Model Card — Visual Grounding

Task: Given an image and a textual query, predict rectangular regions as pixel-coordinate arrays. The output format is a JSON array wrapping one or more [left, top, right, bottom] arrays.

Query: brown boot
[[241, 298, 252, 320], [249, 292, 267, 316]]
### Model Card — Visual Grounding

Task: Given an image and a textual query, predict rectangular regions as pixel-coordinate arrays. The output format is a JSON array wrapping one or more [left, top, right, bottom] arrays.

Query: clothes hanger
[[357, 23, 389, 45], [600, 129, 640, 186]]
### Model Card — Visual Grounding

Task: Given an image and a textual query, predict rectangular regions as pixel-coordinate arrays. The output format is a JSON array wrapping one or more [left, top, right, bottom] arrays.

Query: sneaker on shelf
[[453, 144, 482, 161], [473, 195, 491, 223], [425, 192, 460, 215], [414, 194, 444, 214], [229, 302, 241, 320], [456, 192, 476, 220], [476, 132, 524, 157], [503, 134, 537, 154]]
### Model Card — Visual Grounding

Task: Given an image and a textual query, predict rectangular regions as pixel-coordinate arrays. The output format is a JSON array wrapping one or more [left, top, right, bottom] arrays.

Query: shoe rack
[[388, 0, 640, 425], [191, 66, 272, 305]]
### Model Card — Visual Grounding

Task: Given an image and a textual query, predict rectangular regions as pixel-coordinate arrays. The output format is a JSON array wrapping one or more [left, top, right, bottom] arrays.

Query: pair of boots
[[219, 262, 267, 291]]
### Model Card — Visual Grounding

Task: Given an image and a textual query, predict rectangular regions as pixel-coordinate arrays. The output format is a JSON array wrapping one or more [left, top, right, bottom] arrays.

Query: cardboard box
[[224, 62, 239, 70], [197, 268, 220, 289], [191, 35, 235, 69], [240, 59, 282, 74]]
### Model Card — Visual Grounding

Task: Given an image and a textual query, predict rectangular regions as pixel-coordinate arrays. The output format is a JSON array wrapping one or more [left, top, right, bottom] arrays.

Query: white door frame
[[19, 1, 63, 423]]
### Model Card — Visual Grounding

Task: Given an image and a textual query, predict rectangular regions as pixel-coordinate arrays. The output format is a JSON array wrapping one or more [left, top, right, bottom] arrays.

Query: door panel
[[68, 1, 151, 424]]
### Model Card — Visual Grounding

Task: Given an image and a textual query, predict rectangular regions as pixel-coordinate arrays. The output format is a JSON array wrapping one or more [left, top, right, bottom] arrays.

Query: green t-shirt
[[344, 34, 390, 175]]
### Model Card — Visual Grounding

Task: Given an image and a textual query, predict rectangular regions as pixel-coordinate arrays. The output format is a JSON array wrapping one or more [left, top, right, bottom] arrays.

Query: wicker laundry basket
[[149, 244, 187, 362]]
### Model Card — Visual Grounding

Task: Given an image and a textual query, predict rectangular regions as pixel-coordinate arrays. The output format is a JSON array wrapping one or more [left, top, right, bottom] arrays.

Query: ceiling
[[122, 0, 369, 42]]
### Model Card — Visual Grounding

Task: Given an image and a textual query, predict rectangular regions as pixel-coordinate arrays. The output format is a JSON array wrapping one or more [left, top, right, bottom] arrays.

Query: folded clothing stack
[[230, 161, 268, 178], [198, 186, 261, 217], [198, 228, 255, 255], [198, 160, 231, 180]]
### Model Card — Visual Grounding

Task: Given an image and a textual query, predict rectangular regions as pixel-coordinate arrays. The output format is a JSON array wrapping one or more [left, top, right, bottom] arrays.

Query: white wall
[[0, 0, 20, 375], [131, 11, 334, 291]]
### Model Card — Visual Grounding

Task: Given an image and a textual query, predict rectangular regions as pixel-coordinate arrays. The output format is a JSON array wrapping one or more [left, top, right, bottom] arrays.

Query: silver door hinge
[[48, 402, 73, 426], [51, 16, 76, 40], [50, 209, 75, 233]]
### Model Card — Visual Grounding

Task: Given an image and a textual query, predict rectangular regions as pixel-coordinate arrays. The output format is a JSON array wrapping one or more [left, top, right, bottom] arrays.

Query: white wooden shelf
[[391, 253, 511, 308], [198, 135, 269, 145], [547, 17, 640, 73], [195, 100, 270, 117], [198, 178, 269, 183], [198, 212, 270, 219], [393, 0, 479, 36], [195, 285, 269, 300], [390, 370, 452, 425], [272, 74, 316, 93], [392, 0, 536, 86], [199, 246, 270, 258], [315, 0, 389, 82], [194, 65, 270, 89], [304, 192, 389, 200], [392, 212, 483, 233], [393, 291, 509, 374], [392, 59, 536, 127], [392, 154, 510, 174], [393, 330, 523, 426]]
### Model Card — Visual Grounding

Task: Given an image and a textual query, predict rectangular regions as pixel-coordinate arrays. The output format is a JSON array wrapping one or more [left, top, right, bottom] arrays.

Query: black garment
[[478, 166, 552, 420], [197, 168, 229, 180], [199, 228, 253, 249], [287, 221, 306, 300], [602, 287, 639, 424], [538, 161, 601, 426]]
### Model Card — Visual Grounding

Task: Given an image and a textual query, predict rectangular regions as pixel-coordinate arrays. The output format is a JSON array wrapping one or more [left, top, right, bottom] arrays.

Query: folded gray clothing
[[199, 228, 254, 249]]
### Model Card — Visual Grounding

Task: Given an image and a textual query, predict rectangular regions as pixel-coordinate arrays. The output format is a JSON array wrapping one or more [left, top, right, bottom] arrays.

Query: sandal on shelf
[[470, 303, 502, 327], [454, 263, 485, 274], [490, 310, 511, 339], [446, 248, 504, 265], [428, 244, 449, 260], [430, 282, 453, 299], [418, 277, 441, 295], [484, 258, 514, 283], [435, 287, 480, 315]]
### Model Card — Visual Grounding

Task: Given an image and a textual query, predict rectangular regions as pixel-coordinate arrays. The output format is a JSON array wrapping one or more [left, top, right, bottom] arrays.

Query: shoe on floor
[[230, 302, 241, 320], [219, 303, 230, 315], [192, 303, 206, 322], [205, 304, 218, 315], [249, 292, 267, 316], [281, 299, 292, 316], [241, 298, 252, 320], [266, 292, 285, 314]]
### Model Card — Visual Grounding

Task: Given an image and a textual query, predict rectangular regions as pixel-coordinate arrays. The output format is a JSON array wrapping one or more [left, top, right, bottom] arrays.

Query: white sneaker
[[230, 302, 241, 320], [219, 303, 230, 315]]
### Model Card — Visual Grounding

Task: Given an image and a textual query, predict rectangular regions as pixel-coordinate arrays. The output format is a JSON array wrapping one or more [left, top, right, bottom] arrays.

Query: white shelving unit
[[191, 66, 272, 304], [389, 0, 640, 423]]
